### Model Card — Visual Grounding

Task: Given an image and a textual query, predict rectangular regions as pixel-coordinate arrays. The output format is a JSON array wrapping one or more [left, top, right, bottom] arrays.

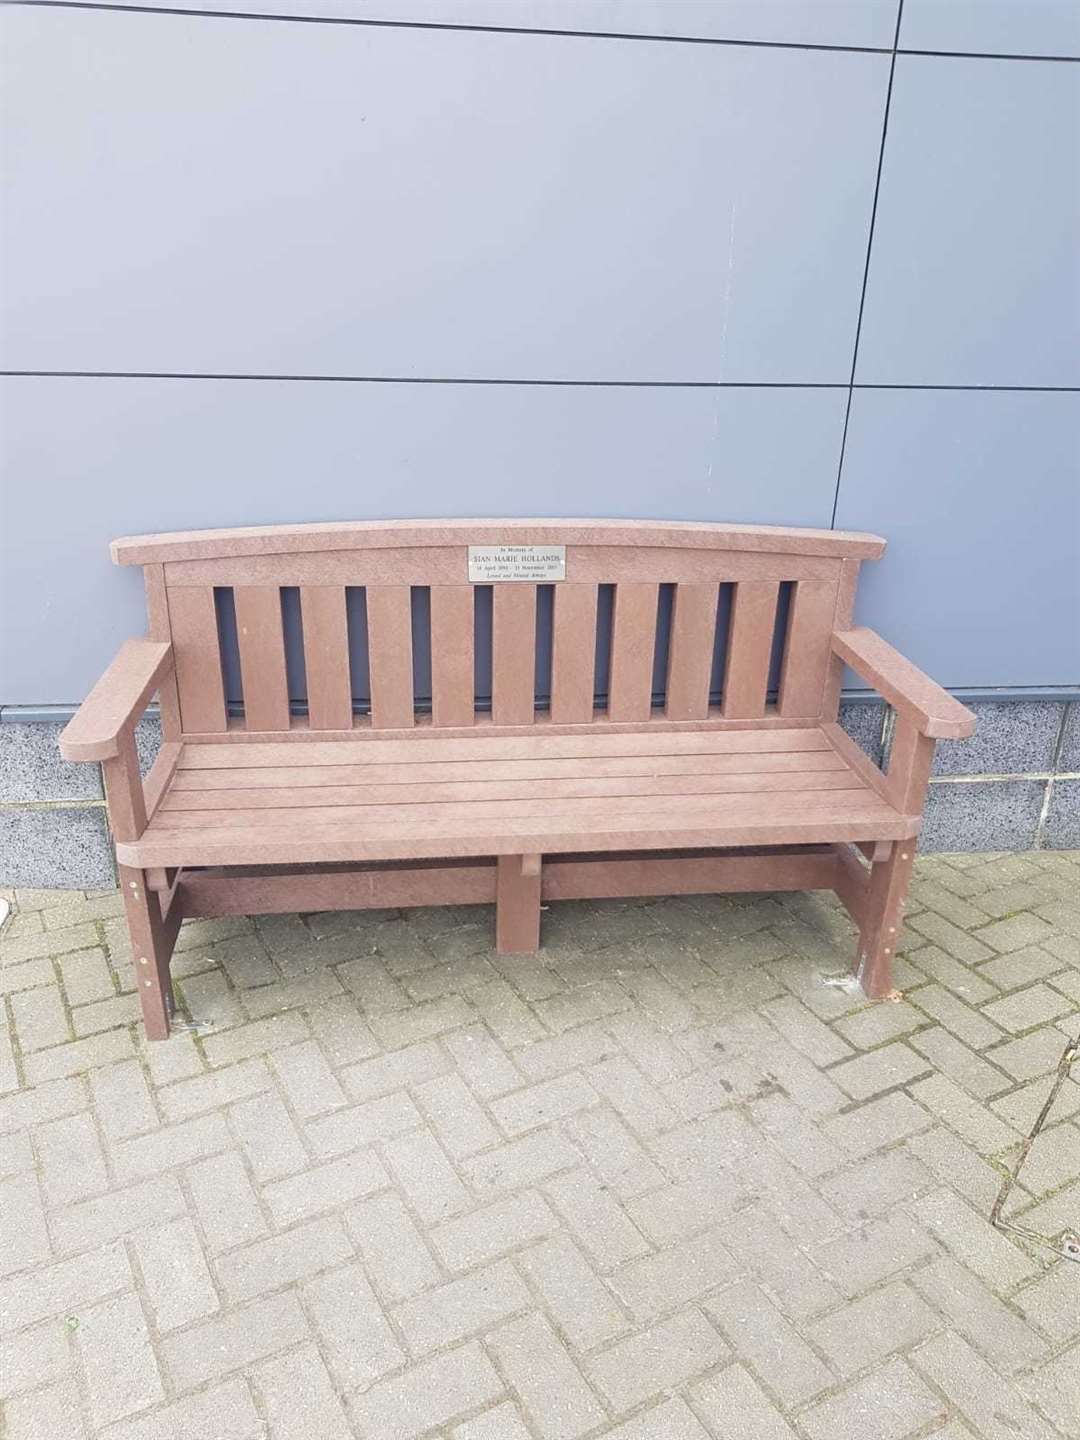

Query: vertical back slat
[[167, 585, 227, 734], [550, 583, 598, 724], [823, 558, 860, 720], [608, 582, 659, 722], [722, 580, 779, 718], [430, 585, 475, 727], [367, 585, 414, 729], [665, 581, 719, 721], [234, 586, 290, 731], [301, 586, 353, 731], [778, 578, 838, 718], [492, 585, 537, 726], [144, 564, 182, 740]]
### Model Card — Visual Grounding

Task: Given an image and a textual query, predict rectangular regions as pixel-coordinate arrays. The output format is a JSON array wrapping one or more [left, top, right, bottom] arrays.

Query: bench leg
[[119, 864, 176, 1041], [496, 854, 541, 954], [856, 841, 916, 999]]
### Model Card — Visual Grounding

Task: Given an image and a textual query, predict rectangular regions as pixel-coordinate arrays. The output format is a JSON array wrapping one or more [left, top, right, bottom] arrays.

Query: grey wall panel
[[900, 0, 1080, 58], [855, 55, 1080, 387], [0, 7, 888, 382], [62, 0, 901, 48], [0, 377, 848, 704], [834, 389, 1080, 690]]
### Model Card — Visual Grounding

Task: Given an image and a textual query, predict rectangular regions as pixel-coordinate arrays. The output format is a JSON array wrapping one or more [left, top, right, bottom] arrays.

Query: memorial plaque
[[468, 545, 566, 582]]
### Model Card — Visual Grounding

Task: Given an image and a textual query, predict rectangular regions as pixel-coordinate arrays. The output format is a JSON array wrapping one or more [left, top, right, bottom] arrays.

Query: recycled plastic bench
[[59, 520, 975, 1040]]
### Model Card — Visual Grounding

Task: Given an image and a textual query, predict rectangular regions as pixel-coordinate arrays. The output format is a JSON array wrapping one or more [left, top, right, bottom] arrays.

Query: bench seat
[[117, 727, 918, 869]]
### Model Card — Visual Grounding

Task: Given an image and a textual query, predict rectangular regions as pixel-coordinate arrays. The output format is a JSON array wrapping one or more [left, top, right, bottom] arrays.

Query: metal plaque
[[468, 544, 566, 582]]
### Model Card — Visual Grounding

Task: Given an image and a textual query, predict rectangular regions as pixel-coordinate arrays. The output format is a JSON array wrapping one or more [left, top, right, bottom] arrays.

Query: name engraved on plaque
[[467, 545, 566, 582]]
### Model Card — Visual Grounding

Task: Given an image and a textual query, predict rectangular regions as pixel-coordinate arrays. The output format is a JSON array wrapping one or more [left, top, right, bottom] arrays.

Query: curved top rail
[[112, 518, 885, 566]]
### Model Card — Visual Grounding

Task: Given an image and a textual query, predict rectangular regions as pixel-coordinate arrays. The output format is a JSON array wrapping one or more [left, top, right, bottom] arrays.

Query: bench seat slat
[[161, 770, 860, 810], [170, 749, 847, 790], [177, 727, 832, 768]]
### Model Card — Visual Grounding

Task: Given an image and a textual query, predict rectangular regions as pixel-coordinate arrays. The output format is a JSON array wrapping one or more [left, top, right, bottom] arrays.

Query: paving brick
[[263, 1148, 387, 1226], [268, 1039, 347, 1117], [513, 1022, 613, 1081], [75, 1292, 163, 1427], [303, 1259, 404, 1389], [442, 1023, 522, 1097], [1022, 1348, 1080, 1436], [384, 1128, 471, 1222], [516, 1232, 628, 1350], [907, 944, 997, 1001], [37, 1109, 108, 1205], [158, 1060, 270, 1126], [718, 1202, 840, 1319], [88, 1058, 157, 1141], [909, 984, 1004, 1048], [414, 1072, 500, 1157], [341, 1039, 449, 1102], [452, 1402, 534, 1440], [21, 1027, 135, 1085], [346, 1190, 440, 1300], [72, 992, 141, 1036], [131, 1215, 219, 1331], [11, 983, 71, 1050], [2, 1377, 85, 1440], [813, 1212, 936, 1298], [0, 1238, 130, 1331], [974, 913, 1057, 954], [201, 1013, 310, 1067], [215, 1215, 352, 1301], [545, 1165, 651, 1268], [689, 1363, 798, 1440], [470, 977, 547, 1044], [905, 911, 993, 964], [0, 1128, 34, 1177], [829, 1042, 932, 1100], [251, 1340, 352, 1440], [187, 1149, 268, 1252], [807, 1280, 940, 1377], [982, 983, 1074, 1034], [0, 1172, 51, 1276], [0, 955, 56, 995], [1017, 1119, 1080, 1194], [489, 1310, 605, 1439], [139, 1031, 202, 1087], [817, 1147, 933, 1224], [5, 921, 97, 964], [564, 1105, 665, 1199], [58, 947, 114, 1005], [584, 1053, 679, 1135], [0, 1317, 72, 1399], [111, 1111, 232, 1181], [608, 1224, 738, 1320], [394, 1259, 530, 1354], [228, 1089, 308, 1180], [909, 1025, 1012, 1101], [833, 1000, 926, 1050], [587, 1307, 726, 1414], [978, 945, 1067, 990], [52, 1173, 185, 1255], [368, 994, 474, 1049], [800, 1358, 944, 1440], [349, 1342, 504, 1440], [823, 1091, 932, 1158], [161, 1291, 310, 1391], [305, 1089, 422, 1157], [490, 1074, 598, 1136], [986, 1025, 1077, 1081], [1013, 1264, 1080, 1344], [761, 994, 854, 1066], [533, 979, 631, 1033], [431, 1189, 559, 1271], [465, 1128, 580, 1195], [910, 1187, 1039, 1287], [911, 1255, 1048, 1373], [92, 1379, 262, 1440], [706, 1280, 830, 1406], [912, 1330, 1059, 1440], [910, 1072, 1019, 1153]]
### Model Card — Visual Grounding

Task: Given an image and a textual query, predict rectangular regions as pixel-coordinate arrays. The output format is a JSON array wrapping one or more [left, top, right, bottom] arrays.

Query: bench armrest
[[59, 640, 174, 762], [832, 628, 975, 740]]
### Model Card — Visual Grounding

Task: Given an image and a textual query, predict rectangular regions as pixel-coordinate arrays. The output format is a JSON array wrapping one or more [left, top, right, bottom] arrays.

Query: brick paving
[[1, 851, 1078, 1440]]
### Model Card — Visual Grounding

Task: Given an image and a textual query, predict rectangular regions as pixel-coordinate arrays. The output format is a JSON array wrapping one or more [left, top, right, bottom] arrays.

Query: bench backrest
[[113, 520, 884, 740]]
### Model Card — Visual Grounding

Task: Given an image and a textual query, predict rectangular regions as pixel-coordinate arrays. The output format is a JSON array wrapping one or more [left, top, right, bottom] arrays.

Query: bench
[[59, 520, 975, 1040]]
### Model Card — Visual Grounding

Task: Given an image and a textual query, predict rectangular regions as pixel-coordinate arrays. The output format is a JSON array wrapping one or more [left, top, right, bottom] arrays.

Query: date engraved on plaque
[[468, 545, 566, 582]]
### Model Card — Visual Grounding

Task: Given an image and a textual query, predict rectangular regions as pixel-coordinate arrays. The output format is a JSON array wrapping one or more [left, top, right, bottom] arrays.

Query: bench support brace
[[119, 864, 180, 1041], [496, 853, 542, 954]]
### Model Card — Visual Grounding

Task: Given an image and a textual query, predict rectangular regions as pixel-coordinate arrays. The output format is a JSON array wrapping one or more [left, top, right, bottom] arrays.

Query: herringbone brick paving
[[1, 852, 1077, 1440]]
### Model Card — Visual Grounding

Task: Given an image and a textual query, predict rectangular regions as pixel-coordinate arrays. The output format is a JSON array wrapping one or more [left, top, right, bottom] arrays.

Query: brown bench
[[59, 520, 974, 1040]]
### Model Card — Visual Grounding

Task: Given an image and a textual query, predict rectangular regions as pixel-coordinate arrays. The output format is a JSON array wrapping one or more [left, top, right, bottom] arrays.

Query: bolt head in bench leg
[[496, 854, 542, 954]]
